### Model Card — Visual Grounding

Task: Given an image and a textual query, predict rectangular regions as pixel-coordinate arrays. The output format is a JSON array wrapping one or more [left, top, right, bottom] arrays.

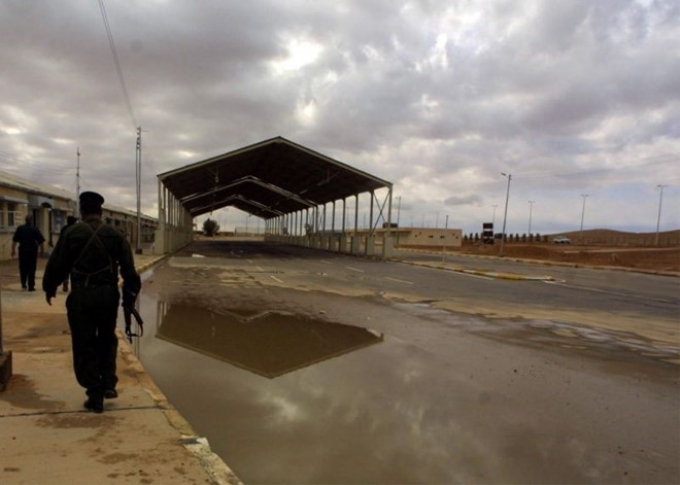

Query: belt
[[70, 280, 117, 288]]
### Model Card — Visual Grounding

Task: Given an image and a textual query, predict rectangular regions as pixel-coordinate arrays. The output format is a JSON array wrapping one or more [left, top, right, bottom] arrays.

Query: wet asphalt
[[134, 240, 679, 484]]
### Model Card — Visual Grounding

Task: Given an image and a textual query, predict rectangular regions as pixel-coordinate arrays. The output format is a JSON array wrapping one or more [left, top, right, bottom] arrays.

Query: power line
[[98, 0, 137, 129], [0, 154, 75, 176]]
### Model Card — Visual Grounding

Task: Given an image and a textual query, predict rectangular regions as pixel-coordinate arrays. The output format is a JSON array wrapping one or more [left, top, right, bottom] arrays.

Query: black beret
[[79, 191, 105, 207]]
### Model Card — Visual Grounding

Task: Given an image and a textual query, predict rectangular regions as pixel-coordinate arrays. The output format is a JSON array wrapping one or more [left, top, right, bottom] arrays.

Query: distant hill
[[549, 228, 680, 246]]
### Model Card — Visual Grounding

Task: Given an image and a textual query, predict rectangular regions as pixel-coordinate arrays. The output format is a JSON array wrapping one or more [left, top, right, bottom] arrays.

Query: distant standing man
[[11, 214, 45, 291], [42, 192, 141, 413]]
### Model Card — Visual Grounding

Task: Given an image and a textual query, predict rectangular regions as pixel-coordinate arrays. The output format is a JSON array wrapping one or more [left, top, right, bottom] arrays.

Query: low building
[[0, 170, 74, 259], [392, 227, 463, 248], [0, 170, 157, 260]]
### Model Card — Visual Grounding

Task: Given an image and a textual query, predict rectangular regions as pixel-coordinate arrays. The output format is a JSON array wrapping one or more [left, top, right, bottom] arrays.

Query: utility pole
[[655, 184, 667, 246], [76, 147, 81, 215], [135, 127, 142, 253], [579, 194, 589, 245], [499, 173, 512, 257], [528, 200, 535, 235], [491, 205, 498, 226]]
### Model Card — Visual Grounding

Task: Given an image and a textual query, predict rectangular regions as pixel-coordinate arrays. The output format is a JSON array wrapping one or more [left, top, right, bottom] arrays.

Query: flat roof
[[158, 136, 392, 219]]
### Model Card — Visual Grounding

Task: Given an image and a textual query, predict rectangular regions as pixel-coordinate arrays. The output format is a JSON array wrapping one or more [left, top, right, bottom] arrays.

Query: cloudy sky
[[1, 0, 678, 235]]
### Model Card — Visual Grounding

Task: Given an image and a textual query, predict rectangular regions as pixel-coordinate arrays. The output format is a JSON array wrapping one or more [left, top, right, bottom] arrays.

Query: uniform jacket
[[42, 217, 141, 299], [13, 224, 45, 252]]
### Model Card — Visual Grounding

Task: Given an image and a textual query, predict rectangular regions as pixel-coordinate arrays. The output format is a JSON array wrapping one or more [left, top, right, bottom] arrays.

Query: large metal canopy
[[158, 136, 392, 219]]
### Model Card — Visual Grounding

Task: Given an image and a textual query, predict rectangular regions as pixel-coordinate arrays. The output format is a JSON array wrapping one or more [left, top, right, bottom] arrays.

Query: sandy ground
[[453, 243, 680, 273]]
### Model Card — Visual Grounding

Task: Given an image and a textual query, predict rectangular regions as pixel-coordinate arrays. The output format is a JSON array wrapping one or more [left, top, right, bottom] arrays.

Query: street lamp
[[579, 194, 589, 244], [528, 200, 535, 235], [499, 173, 512, 257], [655, 184, 667, 246]]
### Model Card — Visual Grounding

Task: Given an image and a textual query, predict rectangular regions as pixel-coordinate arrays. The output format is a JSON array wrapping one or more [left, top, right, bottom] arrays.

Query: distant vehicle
[[553, 236, 571, 244]]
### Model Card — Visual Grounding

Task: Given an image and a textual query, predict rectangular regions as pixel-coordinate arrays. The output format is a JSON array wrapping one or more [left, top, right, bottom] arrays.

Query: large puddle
[[131, 268, 679, 485], [155, 302, 383, 378]]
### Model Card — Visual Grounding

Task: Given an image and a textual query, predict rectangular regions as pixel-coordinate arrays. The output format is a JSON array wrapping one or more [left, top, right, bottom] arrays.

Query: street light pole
[[528, 200, 535, 235], [655, 184, 667, 246], [499, 173, 512, 257], [396, 196, 401, 227], [579, 194, 589, 245], [442, 214, 449, 262], [491, 205, 498, 226]]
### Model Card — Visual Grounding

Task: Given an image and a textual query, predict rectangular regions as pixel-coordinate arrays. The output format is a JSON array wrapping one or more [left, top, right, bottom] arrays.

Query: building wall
[[0, 188, 30, 260], [102, 208, 157, 248], [396, 228, 463, 248], [0, 182, 158, 260]]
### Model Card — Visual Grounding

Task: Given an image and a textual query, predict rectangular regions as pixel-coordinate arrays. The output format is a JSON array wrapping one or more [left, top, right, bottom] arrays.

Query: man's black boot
[[84, 396, 104, 414], [104, 389, 118, 399]]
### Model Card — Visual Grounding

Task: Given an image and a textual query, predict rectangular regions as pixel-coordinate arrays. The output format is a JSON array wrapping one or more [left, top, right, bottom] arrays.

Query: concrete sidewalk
[[0, 254, 242, 485]]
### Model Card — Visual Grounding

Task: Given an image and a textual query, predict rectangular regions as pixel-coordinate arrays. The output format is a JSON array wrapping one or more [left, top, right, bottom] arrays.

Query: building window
[[1, 202, 19, 231], [51, 210, 69, 233]]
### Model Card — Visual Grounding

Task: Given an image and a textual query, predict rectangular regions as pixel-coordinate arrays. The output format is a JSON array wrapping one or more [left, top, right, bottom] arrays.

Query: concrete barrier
[[365, 236, 376, 256]]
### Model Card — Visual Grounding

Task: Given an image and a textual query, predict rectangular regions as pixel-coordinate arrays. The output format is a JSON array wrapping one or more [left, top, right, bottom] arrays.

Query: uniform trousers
[[18, 248, 38, 289], [66, 285, 120, 398]]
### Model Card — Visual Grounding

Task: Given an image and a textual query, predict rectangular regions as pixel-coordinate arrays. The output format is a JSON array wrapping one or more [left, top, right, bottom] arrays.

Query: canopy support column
[[154, 179, 194, 254]]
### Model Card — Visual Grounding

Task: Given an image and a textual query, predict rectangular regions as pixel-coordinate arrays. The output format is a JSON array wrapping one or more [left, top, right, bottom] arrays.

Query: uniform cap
[[79, 191, 105, 207]]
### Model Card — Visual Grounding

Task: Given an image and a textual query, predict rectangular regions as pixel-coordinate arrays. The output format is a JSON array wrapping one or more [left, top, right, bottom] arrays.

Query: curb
[[117, 335, 243, 485], [126, 253, 243, 485], [456, 267, 555, 281], [401, 260, 555, 281]]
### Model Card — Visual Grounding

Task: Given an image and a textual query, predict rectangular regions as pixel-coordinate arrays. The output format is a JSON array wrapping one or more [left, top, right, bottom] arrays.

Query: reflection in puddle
[[135, 294, 680, 485], [155, 301, 383, 378]]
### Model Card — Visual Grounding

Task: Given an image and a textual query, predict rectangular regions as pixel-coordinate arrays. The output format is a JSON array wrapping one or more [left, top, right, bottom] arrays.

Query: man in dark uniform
[[59, 215, 78, 292], [42, 192, 141, 413], [11, 214, 45, 291]]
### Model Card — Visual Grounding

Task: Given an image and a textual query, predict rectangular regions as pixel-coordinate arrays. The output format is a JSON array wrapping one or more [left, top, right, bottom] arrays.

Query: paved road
[[184, 240, 679, 347], [398, 249, 680, 303], [135, 239, 679, 485]]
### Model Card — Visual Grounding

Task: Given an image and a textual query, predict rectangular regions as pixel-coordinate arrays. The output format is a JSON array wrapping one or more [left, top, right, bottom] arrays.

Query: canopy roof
[[158, 137, 392, 219]]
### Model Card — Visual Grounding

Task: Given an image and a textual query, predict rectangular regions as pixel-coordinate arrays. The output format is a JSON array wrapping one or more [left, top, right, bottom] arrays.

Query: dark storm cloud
[[0, 0, 678, 233]]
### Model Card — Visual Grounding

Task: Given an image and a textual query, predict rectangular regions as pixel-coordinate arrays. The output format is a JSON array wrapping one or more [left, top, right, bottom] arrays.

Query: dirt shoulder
[[443, 243, 680, 274]]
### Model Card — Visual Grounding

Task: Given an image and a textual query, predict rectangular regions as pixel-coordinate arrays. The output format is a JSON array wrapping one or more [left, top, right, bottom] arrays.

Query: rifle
[[122, 290, 144, 343], [123, 305, 144, 343]]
